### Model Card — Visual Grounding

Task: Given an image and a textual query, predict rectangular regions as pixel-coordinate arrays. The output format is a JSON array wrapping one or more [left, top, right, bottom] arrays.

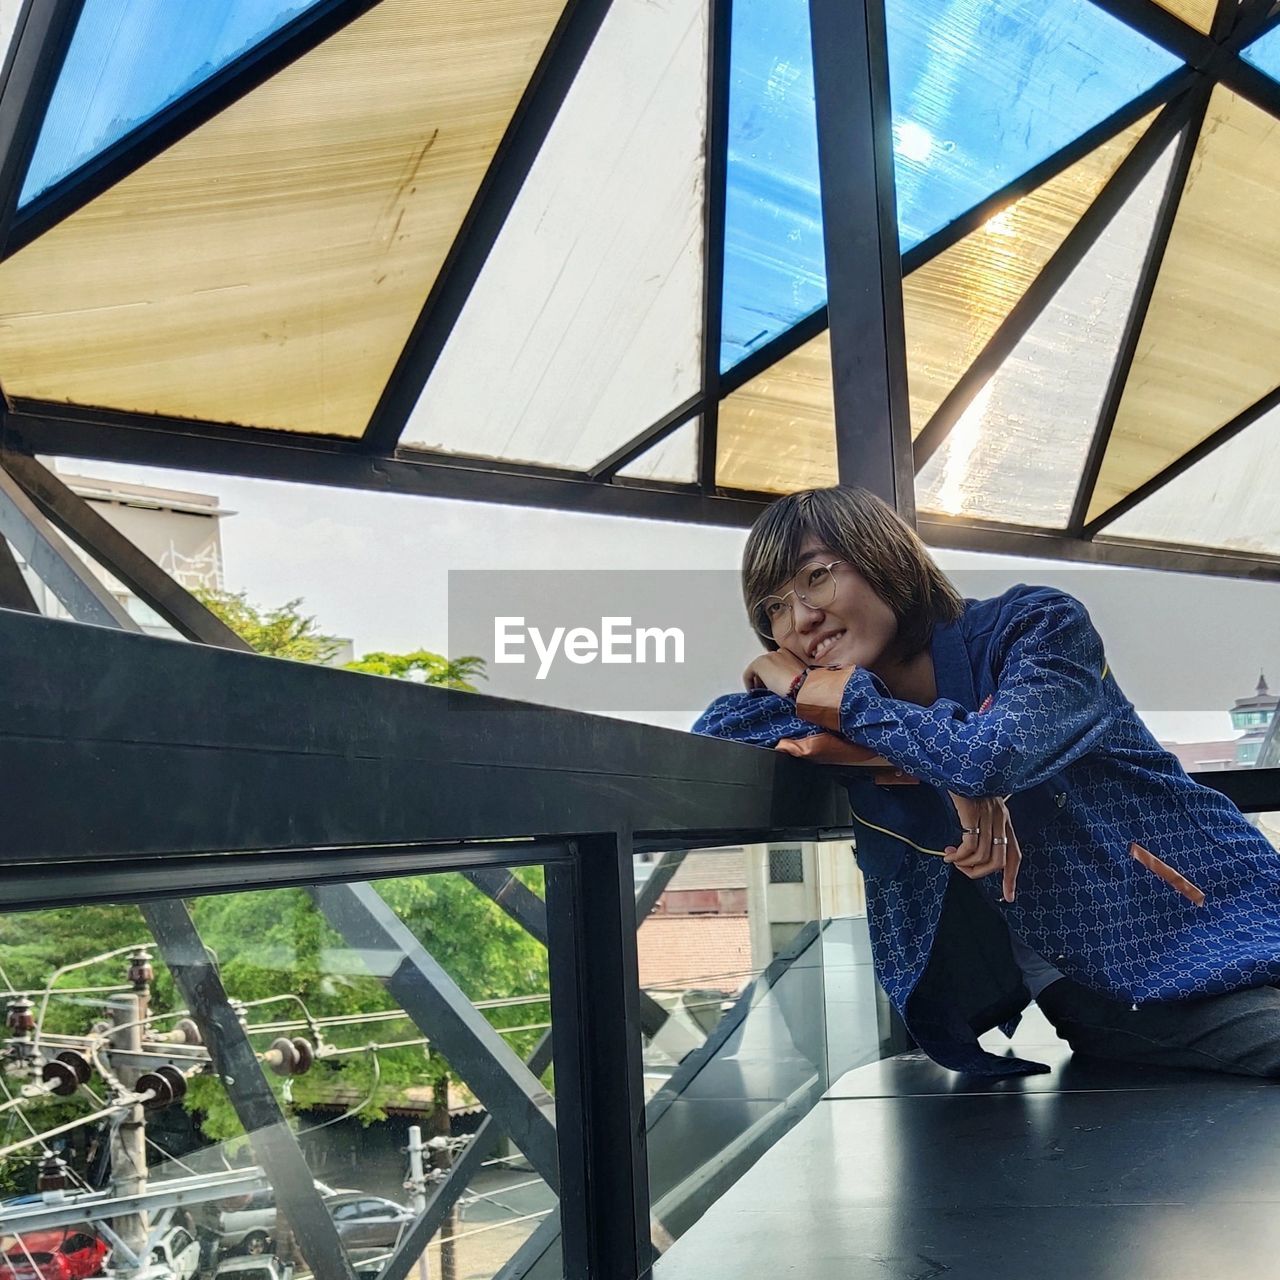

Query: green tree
[[343, 649, 485, 691], [194, 588, 342, 663]]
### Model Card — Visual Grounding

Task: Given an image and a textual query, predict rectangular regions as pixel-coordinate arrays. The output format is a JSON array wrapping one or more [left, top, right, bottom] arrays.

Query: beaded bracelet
[[786, 669, 809, 701]]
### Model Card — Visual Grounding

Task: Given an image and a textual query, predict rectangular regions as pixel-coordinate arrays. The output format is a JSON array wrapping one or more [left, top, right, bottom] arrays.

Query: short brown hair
[[743, 486, 965, 657]]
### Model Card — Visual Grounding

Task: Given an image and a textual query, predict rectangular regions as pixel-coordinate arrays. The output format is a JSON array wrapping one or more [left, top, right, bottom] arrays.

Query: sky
[[52, 455, 1280, 746]]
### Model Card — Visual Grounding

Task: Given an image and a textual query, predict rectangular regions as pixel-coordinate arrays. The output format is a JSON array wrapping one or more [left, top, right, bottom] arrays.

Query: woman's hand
[[945, 793, 1022, 903], [742, 650, 807, 697]]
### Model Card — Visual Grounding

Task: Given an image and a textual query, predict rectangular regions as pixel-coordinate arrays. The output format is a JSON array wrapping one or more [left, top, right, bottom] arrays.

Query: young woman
[[695, 486, 1280, 1077]]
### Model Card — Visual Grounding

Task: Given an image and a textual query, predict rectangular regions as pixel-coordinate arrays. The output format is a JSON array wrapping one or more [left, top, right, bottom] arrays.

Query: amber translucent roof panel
[[716, 332, 835, 493], [1087, 88, 1280, 524], [916, 138, 1177, 528], [0, 0, 563, 436], [904, 113, 1152, 436], [1151, 0, 1217, 34]]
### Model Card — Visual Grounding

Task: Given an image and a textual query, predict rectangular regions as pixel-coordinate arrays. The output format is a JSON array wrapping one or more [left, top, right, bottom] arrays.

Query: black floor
[[655, 1010, 1280, 1280]]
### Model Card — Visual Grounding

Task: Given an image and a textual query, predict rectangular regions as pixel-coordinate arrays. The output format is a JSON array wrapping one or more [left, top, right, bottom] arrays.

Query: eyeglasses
[[753, 560, 846, 639]]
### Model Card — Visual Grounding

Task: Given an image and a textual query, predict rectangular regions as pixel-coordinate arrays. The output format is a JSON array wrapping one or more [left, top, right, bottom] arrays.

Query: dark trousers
[[1037, 977, 1280, 1078]]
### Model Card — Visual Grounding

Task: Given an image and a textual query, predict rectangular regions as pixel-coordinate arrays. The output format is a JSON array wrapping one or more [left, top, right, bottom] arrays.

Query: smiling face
[[764, 539, 901, 672]]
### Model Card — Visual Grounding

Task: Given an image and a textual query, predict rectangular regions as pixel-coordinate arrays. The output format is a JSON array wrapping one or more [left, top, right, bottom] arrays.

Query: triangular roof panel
[[719, 0, 1180, 371], [1088, 87, 1280, 524], [0, 0, 564, 436], [19, 0, 327, 206], [402, 0, 707, 472]]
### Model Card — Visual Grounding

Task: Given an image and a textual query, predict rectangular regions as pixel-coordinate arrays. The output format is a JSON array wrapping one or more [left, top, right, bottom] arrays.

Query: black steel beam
[[917, 512, 1280, 581], [0, 535, 38, 612], [2, 401, 771, 530], [462, 868, 551, 947], [632, 850, 689, 922], [1068, 86, 1210, 535], [1088, 0, 1216, 65], [1217, 54, 1280, 122], [0, 449, 253, 649], [808, 0, 913, 515], [13, 400, 1280, 582], [545, 836, 651, 1279], [360, 0, 616, 452], [0, 0, 83, 255], [912, 92, 1195, 471], [0, 609, 845, 865], [143, 898, 355, 1280], [1196, 766, 1280, 812], [2, 0, 381, 259], [0, 460, 137, 629], [697, 0, 733, 491], [715, 70, 1191, 405], [0, 839, 565, 913], [310, 881, 561, 1189], [462, 868, 681, 1045]]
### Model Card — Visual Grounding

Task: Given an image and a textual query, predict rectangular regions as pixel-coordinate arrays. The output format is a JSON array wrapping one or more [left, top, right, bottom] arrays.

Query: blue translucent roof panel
[[20, 0, 321, 207], [720, 0, 1182, 371], [1241, 24, 1280, 83]]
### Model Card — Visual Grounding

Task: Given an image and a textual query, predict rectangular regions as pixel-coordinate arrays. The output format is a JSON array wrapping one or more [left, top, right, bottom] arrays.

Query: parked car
[[215, 1183, 348, 1255], [211, 1258, 289, 1280], [146, 1226, 200, 1280], [0, 1229, 107, 1280], [325, 1196, 414, 1251]]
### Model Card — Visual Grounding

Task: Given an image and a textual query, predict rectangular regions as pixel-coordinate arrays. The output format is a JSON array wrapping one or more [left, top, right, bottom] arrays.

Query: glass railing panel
[[0, 864, 564, 1280]]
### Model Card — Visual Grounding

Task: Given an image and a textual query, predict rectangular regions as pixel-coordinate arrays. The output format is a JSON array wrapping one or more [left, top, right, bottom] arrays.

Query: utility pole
[[406, 1126, 430, 1280], [102, 948, 157, 1267]]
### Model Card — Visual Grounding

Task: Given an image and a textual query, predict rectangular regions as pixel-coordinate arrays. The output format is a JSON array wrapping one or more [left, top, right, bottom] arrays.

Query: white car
[[212, 1258, 290, 1280], [103, 1224, 202, 1280], [149, 1225, 201, 1280]]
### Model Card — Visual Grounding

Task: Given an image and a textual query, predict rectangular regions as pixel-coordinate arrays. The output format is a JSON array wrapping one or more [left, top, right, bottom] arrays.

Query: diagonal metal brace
[[143, 899, 355, 1280], [0, 450, 253, 649], [0, 535, 38, 612], [378, 1029, 556, 1280], [310, 882, 560, 1190], [461, 866, 692, 1049], [0, 462, 136, 629]]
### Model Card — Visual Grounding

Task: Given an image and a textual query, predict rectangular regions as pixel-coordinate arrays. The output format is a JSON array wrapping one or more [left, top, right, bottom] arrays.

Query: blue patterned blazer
[[694, 585, 1280, 1075]]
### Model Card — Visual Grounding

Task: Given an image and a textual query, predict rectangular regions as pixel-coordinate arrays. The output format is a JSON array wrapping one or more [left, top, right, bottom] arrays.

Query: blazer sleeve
[[799, 589, 1114, 797], [692, 688, 827, 749]]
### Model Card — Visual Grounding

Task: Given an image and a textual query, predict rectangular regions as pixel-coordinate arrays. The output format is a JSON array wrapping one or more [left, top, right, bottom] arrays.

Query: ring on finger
[[961, 826, 980, 836], [992, 837, 1009, 846]]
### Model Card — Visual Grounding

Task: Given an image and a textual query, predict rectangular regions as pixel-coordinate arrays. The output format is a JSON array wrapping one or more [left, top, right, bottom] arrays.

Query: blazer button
[[1056, 793, 1067, 808]]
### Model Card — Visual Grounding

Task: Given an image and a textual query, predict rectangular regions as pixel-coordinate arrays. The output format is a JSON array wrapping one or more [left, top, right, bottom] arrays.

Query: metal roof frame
[[0, 0, 1278, 576]]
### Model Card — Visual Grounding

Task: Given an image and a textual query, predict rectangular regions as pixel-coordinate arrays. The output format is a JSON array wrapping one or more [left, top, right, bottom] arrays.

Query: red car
[[0, 1229, 107, 1280]]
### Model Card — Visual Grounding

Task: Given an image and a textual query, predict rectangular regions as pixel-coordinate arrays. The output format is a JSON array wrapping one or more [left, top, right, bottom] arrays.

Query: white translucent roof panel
[[616, 419, 699, 483], [1, 1, 18, 63], [403, 0, 707, 470], [916, 139, 1176, 528], [1107, 402, 1280, 556]]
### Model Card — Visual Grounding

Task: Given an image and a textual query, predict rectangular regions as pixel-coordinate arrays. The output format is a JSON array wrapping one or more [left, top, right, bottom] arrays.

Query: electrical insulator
[[126, 948, 154, 990], [6, 997, 35, 1035], [137, 1070, 177, 1111], [37, 1155, 67, 1193], [174, 1018, 202, 1046], [41, 1059, 81, 1097], [56, 1050, 92, 1085], [263, 1037, 299, 1077], [291, 1038, 315, 1075]]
